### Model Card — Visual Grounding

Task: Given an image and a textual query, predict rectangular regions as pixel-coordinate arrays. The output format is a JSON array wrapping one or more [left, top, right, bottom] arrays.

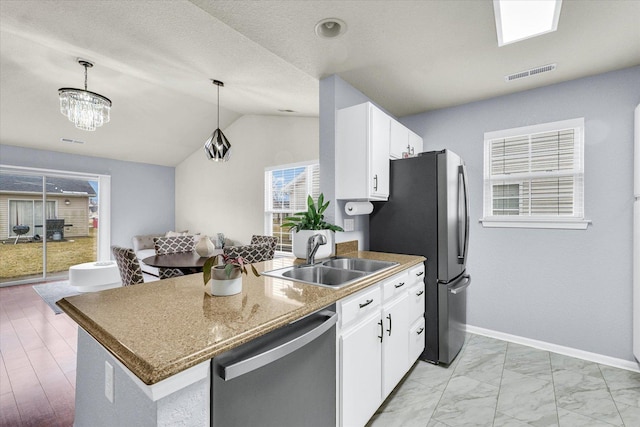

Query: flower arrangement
[[203, 253, 259, 285]]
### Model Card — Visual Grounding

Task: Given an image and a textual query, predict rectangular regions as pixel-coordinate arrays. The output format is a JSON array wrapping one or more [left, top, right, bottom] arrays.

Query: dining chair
[[153, 236, 195, 279], [224, 235, 278, 264], [111, 246, 144, 286]]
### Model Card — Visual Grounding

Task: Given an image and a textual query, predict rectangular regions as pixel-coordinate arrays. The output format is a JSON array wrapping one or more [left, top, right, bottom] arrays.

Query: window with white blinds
[[265, 161, 320, 253], [482, 118, 589, 229]]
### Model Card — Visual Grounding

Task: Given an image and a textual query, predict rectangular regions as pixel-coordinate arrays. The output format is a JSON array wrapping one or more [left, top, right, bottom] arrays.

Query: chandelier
[[58, 59, 112, 131], [203, 79, 231, 162]]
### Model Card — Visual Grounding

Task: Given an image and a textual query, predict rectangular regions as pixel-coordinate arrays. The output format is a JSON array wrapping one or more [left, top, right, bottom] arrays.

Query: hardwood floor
[[0, 283, 77, 427]]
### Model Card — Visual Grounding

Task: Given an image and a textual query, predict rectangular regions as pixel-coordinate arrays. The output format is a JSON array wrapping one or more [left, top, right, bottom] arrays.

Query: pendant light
[[203, 79, 231, 162], [58, 59, 112, 131]]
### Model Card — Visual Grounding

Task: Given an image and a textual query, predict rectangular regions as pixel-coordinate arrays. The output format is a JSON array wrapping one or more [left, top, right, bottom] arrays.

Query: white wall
[[175, 115, 318, 245], [400, 66, 640, 361]]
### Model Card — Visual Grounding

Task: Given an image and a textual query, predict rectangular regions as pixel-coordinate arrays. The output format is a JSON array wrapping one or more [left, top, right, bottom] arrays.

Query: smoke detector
[[315, 18, 347, 38]]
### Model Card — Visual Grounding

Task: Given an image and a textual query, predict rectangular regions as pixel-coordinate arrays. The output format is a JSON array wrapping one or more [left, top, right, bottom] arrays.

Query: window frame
[[264, 160, 320, 255], [480, 118, 590, 230]]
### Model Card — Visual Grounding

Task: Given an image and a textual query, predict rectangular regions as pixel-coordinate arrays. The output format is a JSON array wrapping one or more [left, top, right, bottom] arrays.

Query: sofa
[[132, 232, 233, 276]]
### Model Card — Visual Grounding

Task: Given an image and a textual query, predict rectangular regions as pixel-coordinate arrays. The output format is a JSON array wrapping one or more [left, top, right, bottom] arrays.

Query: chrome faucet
[[306, 234, 327, 265]]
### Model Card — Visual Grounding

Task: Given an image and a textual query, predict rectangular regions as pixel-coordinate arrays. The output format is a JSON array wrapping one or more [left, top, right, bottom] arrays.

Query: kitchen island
[[58, 251, 424, 426]]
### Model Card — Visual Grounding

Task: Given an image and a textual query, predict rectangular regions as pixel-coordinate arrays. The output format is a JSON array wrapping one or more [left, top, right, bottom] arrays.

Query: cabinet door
[[382, 293, 410, 398], [409, 317, 426, 364], [369, 106, 390, 199], [341, 313, 383, 427], [389, 119, 409, 159], [408, 130, 423, 156]]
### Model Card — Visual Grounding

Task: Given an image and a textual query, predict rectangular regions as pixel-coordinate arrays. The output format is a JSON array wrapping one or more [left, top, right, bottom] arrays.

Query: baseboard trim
[[466, 325, 640, 373]]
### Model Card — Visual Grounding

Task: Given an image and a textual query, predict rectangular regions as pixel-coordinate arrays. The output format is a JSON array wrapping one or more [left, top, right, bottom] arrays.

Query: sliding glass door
[[0, 167, 106, 285]]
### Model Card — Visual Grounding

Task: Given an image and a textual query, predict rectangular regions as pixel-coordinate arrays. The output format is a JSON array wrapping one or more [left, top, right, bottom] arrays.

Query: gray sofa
[[132, 233, 235, 277], [132, 234, 164, 276]]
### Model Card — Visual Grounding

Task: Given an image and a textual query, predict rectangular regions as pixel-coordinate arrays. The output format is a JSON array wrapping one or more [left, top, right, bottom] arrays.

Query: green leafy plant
[[282, 193, 344, 232], [203, 253, 259, 285]]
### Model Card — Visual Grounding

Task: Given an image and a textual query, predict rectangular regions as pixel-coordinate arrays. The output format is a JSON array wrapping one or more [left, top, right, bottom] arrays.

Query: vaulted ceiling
[[1, 0, 638, 166]]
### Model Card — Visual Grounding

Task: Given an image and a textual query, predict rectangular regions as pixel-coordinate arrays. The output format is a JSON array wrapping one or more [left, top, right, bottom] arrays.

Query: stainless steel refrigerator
[[370, 149, 471, 364]]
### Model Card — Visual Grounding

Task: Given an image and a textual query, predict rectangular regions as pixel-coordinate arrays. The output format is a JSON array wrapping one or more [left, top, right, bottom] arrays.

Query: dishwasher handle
[[219, 310, 337, 381]]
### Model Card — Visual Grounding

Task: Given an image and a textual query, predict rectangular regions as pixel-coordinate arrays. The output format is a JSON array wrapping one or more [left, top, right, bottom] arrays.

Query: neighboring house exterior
[[0, 175, 96, 240]]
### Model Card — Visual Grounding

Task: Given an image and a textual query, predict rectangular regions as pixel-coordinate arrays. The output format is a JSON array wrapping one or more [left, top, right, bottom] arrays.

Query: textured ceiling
[[1, 0, 638, 167]]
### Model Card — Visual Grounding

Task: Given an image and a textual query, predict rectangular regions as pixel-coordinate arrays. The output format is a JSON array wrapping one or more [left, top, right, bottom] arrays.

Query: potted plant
[[282, 193, 344, 260], [203, 253, 259, 296]]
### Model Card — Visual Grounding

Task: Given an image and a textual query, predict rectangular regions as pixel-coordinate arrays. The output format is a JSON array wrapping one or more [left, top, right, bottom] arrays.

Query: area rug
[[32, 280, 80, 314]]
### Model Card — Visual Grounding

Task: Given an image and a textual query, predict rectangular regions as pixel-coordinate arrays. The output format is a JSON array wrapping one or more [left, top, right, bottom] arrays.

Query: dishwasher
[[211, 307, 337, 427]]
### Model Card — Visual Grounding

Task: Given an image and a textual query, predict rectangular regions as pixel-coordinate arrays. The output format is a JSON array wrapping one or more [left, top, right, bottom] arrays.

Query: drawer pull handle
[[415, 271, 424, 277], [359, 299, 374, 308], [416, 290, 424, 297], [378, 320, 383, 342], [394, 282, 405, 288], [417, 327, 425, 335]]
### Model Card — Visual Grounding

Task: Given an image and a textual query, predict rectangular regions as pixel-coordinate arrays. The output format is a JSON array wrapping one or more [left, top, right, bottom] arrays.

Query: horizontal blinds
[[485, 124, 583, 219]]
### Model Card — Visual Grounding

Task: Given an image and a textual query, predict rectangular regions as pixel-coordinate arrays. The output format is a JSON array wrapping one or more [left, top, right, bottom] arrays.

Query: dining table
[[142, 250, 223, 275]]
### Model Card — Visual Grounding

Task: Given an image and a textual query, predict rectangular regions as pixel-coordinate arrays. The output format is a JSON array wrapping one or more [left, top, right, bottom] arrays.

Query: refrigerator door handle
[[449, 275, 471, 295], [457, 164, 470, 264]]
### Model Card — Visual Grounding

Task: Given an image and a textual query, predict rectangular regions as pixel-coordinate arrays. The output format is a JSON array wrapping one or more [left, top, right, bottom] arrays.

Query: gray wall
[[0, 145, 175, 247], [400, 66, 640, 361]]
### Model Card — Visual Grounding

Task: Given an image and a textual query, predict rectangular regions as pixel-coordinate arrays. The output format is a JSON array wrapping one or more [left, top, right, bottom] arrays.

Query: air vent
[[60, 138, 85, 144], [505, 63, 556, 82]]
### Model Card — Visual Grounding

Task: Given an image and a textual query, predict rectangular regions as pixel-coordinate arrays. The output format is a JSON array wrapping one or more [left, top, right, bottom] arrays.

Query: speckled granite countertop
[[58, 251, 424, 385]]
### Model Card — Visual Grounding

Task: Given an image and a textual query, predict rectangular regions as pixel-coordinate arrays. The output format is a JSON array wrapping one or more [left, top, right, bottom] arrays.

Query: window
[[8, 200, 57, 236], [265, 161, 320, 253], [481, 118, 589, 229]]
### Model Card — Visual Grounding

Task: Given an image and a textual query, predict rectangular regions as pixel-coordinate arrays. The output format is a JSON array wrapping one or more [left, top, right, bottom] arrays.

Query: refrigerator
[[370, 149, 471, 365], [633, 104, 639, 362]]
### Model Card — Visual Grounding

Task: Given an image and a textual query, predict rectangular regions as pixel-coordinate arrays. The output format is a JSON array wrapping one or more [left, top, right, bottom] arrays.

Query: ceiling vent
[[505, 63, 556, 82], [60, 137, 85, 144]]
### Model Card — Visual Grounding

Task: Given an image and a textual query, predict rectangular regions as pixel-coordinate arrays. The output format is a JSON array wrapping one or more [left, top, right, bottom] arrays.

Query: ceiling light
[[315, 18, 347, 38], [493, 0, 562, 46], [58, 59, 112, 131], [203, 80, 231, 162]]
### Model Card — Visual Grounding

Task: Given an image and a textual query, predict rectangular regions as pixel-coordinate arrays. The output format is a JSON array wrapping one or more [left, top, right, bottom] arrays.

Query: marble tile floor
[[367, 333, 640, 427]]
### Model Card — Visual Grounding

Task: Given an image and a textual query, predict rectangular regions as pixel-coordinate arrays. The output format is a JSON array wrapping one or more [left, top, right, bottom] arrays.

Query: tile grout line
[[548, 350, 561, 427], [598, 363, 626, 426], [491, 341, 509, 426]]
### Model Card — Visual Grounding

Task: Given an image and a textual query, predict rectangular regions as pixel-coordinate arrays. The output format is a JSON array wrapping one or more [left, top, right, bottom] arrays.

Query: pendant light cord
[[84, 64, 88, 91], [217, 84, 220, 128]]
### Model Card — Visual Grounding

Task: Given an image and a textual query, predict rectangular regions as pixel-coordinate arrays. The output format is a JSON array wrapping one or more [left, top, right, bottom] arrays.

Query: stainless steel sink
[[321, 257, 398, 273], [262, 257, 399, 288], [282, 266, 365, 287]]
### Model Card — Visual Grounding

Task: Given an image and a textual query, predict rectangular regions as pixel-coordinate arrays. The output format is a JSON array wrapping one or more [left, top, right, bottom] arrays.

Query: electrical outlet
[[343, 219, 355, 232], [104, 361, 114, 403]]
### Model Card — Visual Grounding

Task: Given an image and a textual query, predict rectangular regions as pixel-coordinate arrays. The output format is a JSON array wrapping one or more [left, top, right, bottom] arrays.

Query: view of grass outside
[[0, 227, 96, 282]]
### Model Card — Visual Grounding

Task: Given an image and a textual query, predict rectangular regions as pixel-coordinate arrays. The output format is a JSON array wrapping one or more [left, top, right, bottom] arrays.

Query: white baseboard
[[466, 325, 640, 373]]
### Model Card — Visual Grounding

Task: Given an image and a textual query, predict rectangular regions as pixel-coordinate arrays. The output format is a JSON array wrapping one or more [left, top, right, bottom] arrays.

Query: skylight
[[493, 0, 562, 46]]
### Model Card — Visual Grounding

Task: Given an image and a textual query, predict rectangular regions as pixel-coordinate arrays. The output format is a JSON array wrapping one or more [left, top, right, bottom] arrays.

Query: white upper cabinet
[[336, 102, 390, 201], [390, 119, 423, 159]]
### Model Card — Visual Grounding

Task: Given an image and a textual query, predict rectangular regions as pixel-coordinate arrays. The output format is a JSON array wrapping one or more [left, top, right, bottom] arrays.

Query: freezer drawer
[[438, 274, 470, 364]]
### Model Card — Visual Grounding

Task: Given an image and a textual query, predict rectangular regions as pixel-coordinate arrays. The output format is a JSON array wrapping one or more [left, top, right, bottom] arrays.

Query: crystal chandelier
[[58, 59, 112, 131], [203, 79, 231, 162]]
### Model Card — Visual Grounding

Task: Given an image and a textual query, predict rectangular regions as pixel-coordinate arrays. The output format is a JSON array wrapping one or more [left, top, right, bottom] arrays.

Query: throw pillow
[[165, 230, 189, 237]]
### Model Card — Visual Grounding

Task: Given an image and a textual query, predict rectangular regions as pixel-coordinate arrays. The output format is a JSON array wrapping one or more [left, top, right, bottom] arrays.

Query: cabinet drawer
[[408, 282, 425, 321], [408, 263, 425, 285], [382, 271, 409, 302], [409, 317, 426, 364], [339, 286, 381, 328]]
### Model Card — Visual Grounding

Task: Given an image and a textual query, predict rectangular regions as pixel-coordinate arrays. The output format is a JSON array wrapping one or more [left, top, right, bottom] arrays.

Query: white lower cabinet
[[340, 312, 382, 427], [381, 292, 410, 397], [338, 265, 426, 427]]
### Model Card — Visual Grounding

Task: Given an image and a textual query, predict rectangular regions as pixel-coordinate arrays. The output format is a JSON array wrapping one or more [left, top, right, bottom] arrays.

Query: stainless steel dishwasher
[[211, 307, 337, 427]]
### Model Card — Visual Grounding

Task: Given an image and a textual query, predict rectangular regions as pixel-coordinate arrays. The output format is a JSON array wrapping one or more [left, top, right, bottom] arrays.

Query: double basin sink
[[262, 257, 399, 288]]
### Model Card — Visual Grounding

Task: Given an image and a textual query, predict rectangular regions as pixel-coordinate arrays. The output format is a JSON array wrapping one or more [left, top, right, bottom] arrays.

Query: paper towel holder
[[345, 201, 374, 216]]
